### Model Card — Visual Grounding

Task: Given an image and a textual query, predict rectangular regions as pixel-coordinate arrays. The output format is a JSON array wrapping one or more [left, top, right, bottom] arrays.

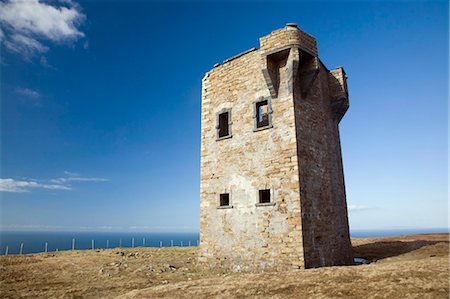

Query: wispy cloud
[[48, 170, 109, 184], [0, 0, 85, 59], [49, 177, 109, 184], [4, 33, 48, 57], [16, 87, 40, 98], [15, 87, 41, 106], [39, 55, 55, 68], [0, 172, 108, 193], [0, 178, 72, 193], [64, 170, 79, 176], [64, 170, 81, 176], [348, 204, 373, 212]]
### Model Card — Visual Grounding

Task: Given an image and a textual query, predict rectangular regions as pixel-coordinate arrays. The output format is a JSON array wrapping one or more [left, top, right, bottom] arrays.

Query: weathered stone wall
[[199, 46, 304, 271], [200, 24, 352, 271], [293, 62, 353, 268]]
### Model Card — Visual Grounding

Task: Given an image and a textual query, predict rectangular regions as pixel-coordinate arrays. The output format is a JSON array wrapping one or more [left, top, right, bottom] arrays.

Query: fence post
[[181, 241, 183, 247], [119, 239, 122, 248], [170, 240, 173, 247], [19, 243, 24, 255], [92, 240, 95, 250], [106, 240, 109, 249], [143, 237, 145, 247], [72, 238, 75, 251], [159, 241, 162, 247], [132, 238, 135, 248], [45, 242, 48, 253], [197, 240, 199, 246], [5, 246, 8, 256], [188, 241, 191, 247]]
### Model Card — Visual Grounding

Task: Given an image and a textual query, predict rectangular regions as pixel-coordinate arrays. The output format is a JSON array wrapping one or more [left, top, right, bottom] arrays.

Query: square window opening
[[256, 100, 269, 128], [220, 193, 230, 206], [259, 189, 271, 203], [218, 112, 229, 138]]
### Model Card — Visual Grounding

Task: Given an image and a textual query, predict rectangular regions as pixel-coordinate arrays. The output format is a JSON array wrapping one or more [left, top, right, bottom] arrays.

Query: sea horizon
[[0, 227, 448, 255]]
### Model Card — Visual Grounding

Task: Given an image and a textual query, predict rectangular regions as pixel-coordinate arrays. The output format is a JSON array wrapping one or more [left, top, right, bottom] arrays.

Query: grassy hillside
[[1, 234, 448, 298]]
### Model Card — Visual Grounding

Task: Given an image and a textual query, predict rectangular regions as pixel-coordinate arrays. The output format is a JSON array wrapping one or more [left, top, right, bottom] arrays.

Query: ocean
[[0, 228, 448, 255], [0, 231, 200, 255]]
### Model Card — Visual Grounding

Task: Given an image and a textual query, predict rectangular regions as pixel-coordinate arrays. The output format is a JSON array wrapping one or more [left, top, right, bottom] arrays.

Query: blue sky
[[0, 0, 448, 232]]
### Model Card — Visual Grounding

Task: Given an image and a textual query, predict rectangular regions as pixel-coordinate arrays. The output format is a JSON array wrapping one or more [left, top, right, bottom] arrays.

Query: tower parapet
[[259, 23, 318, 56]]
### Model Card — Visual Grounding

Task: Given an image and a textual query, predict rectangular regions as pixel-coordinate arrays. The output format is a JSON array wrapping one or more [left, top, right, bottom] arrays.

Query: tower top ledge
[[208, 24, 319, 73], [259, 23, 318, 57]]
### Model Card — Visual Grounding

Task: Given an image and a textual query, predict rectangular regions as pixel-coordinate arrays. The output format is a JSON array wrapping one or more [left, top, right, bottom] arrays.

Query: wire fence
[[2, 237, 200, 256]]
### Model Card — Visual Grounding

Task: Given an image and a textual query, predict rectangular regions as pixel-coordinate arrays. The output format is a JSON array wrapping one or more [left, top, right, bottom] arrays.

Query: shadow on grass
[[352, 240, 449, 262]]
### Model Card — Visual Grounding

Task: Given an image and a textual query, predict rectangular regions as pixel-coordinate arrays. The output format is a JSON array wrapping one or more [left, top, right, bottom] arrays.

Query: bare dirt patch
[[1, 234, 448, 298]]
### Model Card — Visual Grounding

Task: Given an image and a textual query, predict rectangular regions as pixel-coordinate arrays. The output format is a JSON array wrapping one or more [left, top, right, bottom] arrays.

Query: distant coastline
[[350, 227, 449, 238]]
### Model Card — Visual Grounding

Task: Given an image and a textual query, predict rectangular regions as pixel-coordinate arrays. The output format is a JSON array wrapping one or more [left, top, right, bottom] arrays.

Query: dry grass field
[[0, 234, 448, 298]]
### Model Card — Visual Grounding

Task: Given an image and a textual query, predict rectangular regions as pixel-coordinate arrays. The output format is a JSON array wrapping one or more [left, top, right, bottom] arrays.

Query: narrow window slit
[[216, 108, 232, 140], [256, 101, 269, 128], [218, 112, 229, 138], [253, 98, 272, 131]]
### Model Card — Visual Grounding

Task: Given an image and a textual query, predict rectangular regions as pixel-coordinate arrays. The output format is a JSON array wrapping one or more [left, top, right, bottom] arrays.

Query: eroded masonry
[[199, 24, 353, 271]]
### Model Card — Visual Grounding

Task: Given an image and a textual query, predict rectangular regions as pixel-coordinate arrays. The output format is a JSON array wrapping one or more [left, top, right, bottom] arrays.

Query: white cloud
[[4, 33, 48, 56], [348, 204, 373, 212], [16, 87, 40, 98], [50, 171, 109, 184], [39, 55, 53, 68], [0, 0, 85, 58], [63, 170, 80, 176], [16, 87, 41, 106], [49, 177, 109, 184], [0, 178, 72, 192], [0, 172, 108, 193]]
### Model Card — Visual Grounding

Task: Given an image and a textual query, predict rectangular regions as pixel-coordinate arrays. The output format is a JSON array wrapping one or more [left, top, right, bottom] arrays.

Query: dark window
[[259, 189, 271, 203], [216, 108, 232, 140], [218, 112, 229, 138], [256, 100, 269, 128], [220, 193, 230, 206]]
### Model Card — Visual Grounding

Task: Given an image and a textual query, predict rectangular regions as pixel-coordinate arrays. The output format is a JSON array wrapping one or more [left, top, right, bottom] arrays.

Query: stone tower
[[199, 24, 353, 271]]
